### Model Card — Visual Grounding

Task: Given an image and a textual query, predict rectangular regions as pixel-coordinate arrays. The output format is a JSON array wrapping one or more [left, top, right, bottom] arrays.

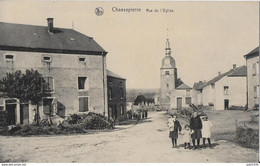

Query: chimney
[[233, 64, 236, 69], [47, 18, 54, 33], [218, 72, 221, 76]]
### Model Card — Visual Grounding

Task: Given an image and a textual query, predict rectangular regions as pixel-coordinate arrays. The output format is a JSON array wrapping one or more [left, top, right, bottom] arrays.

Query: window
[[43, 98, 54, 115], [165, 71, 170, 78], [108, 88, 112, 100], [185, 97, 192, 104], [120, 88, 124, 99], [44, 76, 54, 92], [78, 77, 88, 90], [42, 55, 52, 62], [186, 90, 190, 96], [5, 54, 14, 61], [120, 105, 124, 116], [253, 63, 256, 75], [79, 97, 89, 112], [224, 86, 229, 95], [257, 62, 259, 75], [166, 84, 169, 88], [254, 85, 259, 98], [78, 57, 86, 62]]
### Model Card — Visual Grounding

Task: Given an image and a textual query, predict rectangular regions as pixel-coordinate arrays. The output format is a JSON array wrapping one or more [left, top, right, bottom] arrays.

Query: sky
[[0, 1, 258, 89]]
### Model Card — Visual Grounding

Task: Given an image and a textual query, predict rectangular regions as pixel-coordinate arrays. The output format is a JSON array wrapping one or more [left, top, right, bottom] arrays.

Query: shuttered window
[[185, 97, 192, 104], [44, 76, 54, 92], [78, 77, 87, 90], [79, 97, 89, 112]]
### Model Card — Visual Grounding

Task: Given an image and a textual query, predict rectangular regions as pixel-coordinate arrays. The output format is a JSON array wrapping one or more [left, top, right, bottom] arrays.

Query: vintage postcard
[[0, 1, 259, 164]]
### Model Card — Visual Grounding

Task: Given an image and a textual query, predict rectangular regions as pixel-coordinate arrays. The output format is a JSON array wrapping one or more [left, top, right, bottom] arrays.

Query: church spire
[[165, 28, 171, 56], [165, 39, 171, 56]]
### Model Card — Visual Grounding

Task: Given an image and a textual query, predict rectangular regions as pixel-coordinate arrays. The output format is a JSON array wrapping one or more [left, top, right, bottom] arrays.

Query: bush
[[236, 126, 259, 149], [0, 111, 7, 127], [208, 102, 214, 106], [229, 105, 245, 110], [175, 107, 207, 119], [0, 112, 114, 136]]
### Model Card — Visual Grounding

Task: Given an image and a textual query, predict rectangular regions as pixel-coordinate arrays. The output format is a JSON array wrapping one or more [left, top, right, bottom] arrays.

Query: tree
[[0, 69, 51, 124], [176, 78, 184, 87]]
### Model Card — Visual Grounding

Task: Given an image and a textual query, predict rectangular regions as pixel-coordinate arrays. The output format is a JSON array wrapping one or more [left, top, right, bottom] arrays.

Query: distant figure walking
[[190, 112, 202, 150], [201, 116, 213, 148], [167, 114, 182, 148]]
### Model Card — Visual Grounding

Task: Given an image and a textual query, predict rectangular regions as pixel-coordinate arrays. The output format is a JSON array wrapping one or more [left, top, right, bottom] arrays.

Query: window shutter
[[49, 77, 54, 91], [79, 98, 84, 112], [84, 97, 89, 111]]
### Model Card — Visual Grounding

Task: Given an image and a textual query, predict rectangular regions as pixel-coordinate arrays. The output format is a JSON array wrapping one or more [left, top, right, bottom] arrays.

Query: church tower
[[160, 38, 178, 109]]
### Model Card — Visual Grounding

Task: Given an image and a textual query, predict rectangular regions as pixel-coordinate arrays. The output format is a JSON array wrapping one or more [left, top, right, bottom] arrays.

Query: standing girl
[[168, 114, 182, 148], [201, 116, 213, 148]]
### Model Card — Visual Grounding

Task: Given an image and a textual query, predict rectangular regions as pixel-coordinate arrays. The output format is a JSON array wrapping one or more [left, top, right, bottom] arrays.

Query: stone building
[[170, 83, 196, 109], [0, 18, 108, 125], [160, 39, 178, 110], [197, 65, 247, 110], [244, 47, 259, 110], [107, 70, 126, 121]]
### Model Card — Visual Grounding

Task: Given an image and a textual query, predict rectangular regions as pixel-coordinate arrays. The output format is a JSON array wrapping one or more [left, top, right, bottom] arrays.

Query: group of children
[[167, 113, 213, 150]]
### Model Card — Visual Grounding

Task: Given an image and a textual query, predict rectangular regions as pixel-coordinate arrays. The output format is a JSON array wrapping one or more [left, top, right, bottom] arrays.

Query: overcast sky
[[0, 1, 258, 89]]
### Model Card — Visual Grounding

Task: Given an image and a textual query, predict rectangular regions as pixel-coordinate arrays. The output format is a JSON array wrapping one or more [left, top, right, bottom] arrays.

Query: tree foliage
[[176, 78, 184, 87], [0, 69, 51, 104]]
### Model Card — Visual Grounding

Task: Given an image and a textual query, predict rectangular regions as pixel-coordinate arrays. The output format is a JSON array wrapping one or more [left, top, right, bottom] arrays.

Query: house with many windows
[[107, 70, 126, 122], [0, 18, 108, 125], [196, 65, 247, 110], [244, 47, 259, 110]]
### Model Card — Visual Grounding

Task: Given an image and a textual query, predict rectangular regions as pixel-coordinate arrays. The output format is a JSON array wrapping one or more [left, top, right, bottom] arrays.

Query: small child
[[201, 116, 213, 148], [181, 124, 194, 149]]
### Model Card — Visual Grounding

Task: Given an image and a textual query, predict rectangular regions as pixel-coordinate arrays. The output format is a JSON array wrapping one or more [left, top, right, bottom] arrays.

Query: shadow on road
[[136, 119, 153, 124], [177, 142, 220, 149]]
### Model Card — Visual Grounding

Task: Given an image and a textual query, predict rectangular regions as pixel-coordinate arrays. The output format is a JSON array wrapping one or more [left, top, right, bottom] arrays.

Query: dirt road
[[0, 111, 258, 163]]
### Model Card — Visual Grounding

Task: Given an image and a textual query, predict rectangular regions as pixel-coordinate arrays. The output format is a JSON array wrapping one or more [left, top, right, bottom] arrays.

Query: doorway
[[177, 97, 182, 109], [224, 99, 229, 110], [43, 98, 54, 115], [6, 104, 16, 125], [113, 105, 118, 120], [20, 104, 29, 124]]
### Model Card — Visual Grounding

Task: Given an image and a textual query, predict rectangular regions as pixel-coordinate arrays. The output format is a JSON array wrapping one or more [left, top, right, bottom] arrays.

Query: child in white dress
[[181, 124, 194, 149], [201, 116, 213, 148]]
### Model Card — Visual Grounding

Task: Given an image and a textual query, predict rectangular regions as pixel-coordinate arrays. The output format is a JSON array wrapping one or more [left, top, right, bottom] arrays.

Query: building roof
[[244, 46, 259, 59], [161, 55, 176, 69], [227, 66, 247, 77], [199, 65, 246, 89], [193, 81, 205, 90], [0, 22, 107, 55], [134, 94, 146, 105], [107, 70, 125, 80], [176, 83, 192, 90], [126, 89, 159, 102]]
